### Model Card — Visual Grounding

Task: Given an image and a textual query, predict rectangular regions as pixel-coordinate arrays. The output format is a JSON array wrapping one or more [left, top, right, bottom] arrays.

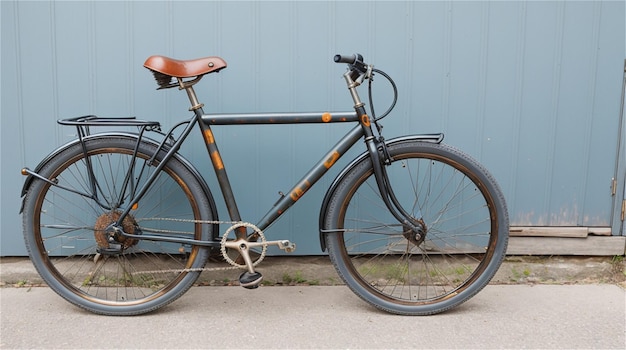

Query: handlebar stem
[[342, 70, 365, 108]]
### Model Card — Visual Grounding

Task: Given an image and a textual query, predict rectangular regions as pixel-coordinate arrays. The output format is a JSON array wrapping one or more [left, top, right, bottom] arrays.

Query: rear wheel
[[22, 136, 215, 315], [324, 141, 509, 315]]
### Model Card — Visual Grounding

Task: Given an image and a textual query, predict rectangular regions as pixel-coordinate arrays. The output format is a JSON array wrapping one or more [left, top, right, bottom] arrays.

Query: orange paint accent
[[324, 151, 340, 169], [203, 129, 215, 144], [290, 189, 303, 201], [211, 151, 224, 170], [290, 180, 311, 201], [361, 114, 371, 126], [322, 112, 332, 122], [131, 203, 139, 210]]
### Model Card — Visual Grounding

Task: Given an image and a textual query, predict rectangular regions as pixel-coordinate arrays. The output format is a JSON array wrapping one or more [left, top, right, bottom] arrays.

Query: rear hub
[[94, 211, 138, 254]]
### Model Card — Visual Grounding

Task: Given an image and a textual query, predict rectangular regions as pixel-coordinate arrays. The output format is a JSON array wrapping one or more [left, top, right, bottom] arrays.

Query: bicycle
[[20, 53, 509, 316]]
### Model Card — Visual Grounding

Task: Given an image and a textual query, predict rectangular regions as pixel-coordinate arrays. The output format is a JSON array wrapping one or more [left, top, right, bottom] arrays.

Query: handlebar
[[334, 53, 398, 122], [334, 53, 369, 75], [333, 54, 362, 64]]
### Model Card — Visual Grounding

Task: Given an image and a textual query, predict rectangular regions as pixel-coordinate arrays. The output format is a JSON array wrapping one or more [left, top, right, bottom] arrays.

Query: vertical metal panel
[[0, 1, 19, 254], [2, 1, 624, 256], [613, 63, 626, 235], [511, 0, 623, 226]]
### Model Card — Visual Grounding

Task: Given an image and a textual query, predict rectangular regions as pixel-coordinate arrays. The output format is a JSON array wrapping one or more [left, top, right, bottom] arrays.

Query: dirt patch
[[195, 255, 626, 288], [492, 255, 626, 287], [2, 255, 624, 289]]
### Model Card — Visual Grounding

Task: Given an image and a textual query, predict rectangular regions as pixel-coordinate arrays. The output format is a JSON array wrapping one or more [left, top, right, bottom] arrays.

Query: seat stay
[[113, 116, 201, 227]]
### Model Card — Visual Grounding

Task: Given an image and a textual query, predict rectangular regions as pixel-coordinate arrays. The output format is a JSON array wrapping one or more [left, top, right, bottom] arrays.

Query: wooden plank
[[510, 227, 588, 237], [588, 227, 613, 236], [509, 226, 613, 237], [507, 236, 626, 256]]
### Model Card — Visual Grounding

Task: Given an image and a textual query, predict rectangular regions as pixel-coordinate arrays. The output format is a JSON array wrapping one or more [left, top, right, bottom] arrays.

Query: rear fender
[[21, 132, 164, 199], [317, 133, 444, 251], [19, 133, 219, 237]]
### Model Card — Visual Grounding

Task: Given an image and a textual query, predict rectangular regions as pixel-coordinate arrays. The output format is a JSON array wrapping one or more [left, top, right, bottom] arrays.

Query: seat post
[[177, 78, 204, 111]]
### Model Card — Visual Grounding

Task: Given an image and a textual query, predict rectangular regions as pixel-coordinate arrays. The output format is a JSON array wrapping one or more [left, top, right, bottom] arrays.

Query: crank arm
[[222, 239, 297, 255], [247, 239, 297, 253], [222, 238, 297, 274]]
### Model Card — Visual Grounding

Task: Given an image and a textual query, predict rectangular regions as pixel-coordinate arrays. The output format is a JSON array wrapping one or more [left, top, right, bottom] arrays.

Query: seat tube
[[180, 82, 246, 238], [193, 107, 247, 239]]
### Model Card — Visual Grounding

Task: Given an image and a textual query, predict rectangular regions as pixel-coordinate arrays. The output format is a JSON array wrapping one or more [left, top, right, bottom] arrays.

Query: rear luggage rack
[[58, 115, 161, 138], [59, 115, 160, 128]]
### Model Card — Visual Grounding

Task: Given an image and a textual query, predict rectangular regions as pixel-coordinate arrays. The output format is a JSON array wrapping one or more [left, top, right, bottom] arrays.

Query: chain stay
[[129, 218, 270, 275]]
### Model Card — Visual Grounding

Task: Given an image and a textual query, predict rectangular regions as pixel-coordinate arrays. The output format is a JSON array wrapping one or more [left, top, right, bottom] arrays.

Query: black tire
[[324, 141, 509, 315], [22, 135, 215, 315]]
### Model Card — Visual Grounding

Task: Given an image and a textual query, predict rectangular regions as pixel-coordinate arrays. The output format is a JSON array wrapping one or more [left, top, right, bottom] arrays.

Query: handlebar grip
[[334, 54, 363, 64], [334, 54, 357, 64]]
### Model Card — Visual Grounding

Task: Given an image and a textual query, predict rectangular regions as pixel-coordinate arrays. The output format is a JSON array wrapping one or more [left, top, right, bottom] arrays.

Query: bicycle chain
[[130, 217, 266, 275]]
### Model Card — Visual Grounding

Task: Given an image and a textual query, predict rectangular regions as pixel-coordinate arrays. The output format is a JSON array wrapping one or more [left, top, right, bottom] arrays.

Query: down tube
[[255, 125, 364, 231]]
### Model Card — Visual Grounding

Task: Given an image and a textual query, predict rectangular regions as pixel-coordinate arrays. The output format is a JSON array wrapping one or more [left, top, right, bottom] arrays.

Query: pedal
[[220, 231, 295, 290], [276, 240, 296, 253], [239, 271, 263, 289]]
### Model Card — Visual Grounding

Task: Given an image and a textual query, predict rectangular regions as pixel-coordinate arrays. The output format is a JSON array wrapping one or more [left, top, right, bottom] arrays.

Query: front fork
[[345, 71, 427, 240]]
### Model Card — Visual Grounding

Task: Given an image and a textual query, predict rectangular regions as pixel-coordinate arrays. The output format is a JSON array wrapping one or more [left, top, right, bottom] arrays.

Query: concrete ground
[[1, 256, 625, 349], [0, 284, 624, 349]]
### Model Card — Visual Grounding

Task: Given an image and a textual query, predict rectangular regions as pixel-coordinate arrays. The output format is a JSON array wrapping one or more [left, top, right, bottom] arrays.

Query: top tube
[[202, 111, 358, 125]]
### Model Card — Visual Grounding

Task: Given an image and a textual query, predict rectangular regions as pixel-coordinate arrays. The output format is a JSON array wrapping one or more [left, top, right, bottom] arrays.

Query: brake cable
[[367, 68, 398, 164], [368, 68, 398, 123]]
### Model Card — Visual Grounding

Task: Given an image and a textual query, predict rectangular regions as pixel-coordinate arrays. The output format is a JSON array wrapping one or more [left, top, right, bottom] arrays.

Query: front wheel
[[21, 135, 215, 315], [323, 141, 509, 315]]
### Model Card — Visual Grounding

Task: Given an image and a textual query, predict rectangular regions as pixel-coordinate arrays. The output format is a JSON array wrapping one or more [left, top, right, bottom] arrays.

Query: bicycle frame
[[23, 63, 427, 251], [202, 111, 362, 230], [108, 108, 367, 245], [82, 63, 378, 245]]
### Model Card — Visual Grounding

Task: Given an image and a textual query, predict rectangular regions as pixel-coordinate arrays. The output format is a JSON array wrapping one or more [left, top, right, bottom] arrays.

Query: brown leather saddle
[[143, 55, 227, 89]]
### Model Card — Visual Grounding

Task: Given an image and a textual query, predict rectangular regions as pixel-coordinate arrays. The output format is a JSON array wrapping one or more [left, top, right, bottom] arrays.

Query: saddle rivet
[[208, 62, 214, 67]]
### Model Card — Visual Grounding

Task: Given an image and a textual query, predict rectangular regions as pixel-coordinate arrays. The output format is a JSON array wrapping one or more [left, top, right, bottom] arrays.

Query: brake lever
[[355, 65, 374, 85]]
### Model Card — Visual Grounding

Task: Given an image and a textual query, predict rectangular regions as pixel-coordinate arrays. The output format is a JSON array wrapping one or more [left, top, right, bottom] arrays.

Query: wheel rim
[[30, 144, 204, 307], [335, 149, 501, 306]]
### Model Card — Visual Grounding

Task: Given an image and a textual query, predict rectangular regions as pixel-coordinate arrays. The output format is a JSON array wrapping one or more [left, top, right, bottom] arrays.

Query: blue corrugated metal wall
[[2, 1, 624, 256]]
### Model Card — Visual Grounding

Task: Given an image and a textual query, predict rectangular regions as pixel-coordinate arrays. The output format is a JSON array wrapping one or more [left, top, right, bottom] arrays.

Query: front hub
[[402, 218, 427, 246]]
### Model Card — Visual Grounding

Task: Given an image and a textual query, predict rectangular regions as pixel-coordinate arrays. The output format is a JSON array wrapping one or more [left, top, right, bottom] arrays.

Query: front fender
[[317, 133, 444, 252]]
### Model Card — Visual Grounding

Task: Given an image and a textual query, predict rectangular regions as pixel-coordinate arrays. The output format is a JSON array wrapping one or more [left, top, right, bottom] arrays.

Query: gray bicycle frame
[[107, 67, 426, 246], [200, 110, 363, 236], [19, 60, 431, 252], [91, 109, 366, 246]]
